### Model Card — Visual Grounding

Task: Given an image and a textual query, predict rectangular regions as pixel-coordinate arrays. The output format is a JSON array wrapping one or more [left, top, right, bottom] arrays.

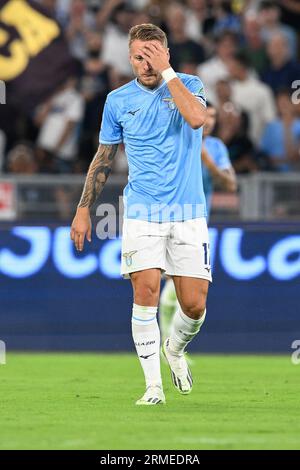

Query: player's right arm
[[70, 143, 119, 251]]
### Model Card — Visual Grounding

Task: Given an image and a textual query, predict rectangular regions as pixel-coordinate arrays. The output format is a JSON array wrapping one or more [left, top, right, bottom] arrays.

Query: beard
[[137, 72, 162, 89]]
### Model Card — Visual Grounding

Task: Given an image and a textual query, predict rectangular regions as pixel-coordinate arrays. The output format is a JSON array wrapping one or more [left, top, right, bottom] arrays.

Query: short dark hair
[[215, 30, 238, 45], [232, 51, 250, 69], [129, 23, 168, 48]]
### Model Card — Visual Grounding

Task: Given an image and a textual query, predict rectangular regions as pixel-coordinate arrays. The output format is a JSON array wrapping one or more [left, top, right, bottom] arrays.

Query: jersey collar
[[134, 78, 167, 94]]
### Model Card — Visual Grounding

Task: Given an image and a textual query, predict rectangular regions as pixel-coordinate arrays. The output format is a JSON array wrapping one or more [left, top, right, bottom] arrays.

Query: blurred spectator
[[197, 31, 238, 103], [130, 0, 149, 9], [211, 0, 241, 36], [6, 144, 43, 218], [6, 142, 73, 219], [0, 130, 6, 172], [165, 3, 205, 71], [227, 51, 276, 145], [113, 144, 129, 173], [277, 0, 300, 31], [101, 2, 135, 76], [221, 110, 258, 174], [241, 11, 269, 75], [65, 0, 101, 60], [132, 8, 152, 26], [259, 1, 297, 59], [293, 88, 300, 121], [97, 0, 126, 31], [55, 0, 72, 27], [2, 0, 299, 178], [261, 32, 300, 95], [38, 0, 73, 22], [179, 61, 198, 76], [79, 31, 112, 168], [215, 79, 257, 173], [65, 0, 91, 61], [142, 0, 170, 24], [7, 144, 38, 174], [184, 0, 206, 43], [215, 77, 233, 107], [260, 88, 300, 172], [38, 0, 57, 15], [35, 77, 85, 173]]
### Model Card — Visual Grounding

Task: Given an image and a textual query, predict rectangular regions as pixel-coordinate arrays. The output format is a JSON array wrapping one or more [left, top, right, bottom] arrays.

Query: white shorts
[[121, 217, 212, 282]]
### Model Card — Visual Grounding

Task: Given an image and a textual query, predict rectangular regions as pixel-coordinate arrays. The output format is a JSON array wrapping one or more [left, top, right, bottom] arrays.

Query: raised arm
[[164, 77, 206, 129], [71, 143, 118, 251], [138, 41, 206, 129]]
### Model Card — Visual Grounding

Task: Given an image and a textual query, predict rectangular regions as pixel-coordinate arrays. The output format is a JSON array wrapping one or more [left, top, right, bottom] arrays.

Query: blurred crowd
[[1, 0, 300, 177]]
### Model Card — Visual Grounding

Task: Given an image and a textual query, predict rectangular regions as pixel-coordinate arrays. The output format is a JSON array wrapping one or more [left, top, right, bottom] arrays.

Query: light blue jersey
[[260, 119, 300, 172], [202, 136, 231, 217], [99, 73, 207, 222]]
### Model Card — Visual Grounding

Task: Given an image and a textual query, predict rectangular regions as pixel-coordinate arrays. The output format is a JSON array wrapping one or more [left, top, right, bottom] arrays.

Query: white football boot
[[162, 338, 193, 395], [135, 385, 166, 405]]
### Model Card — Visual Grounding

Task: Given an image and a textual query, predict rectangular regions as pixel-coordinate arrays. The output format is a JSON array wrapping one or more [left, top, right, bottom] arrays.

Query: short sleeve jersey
[[99, 73, 207, 222]]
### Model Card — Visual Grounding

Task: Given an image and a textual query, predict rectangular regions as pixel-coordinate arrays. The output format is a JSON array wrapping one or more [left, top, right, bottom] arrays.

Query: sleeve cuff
[[99, 139, 123, 145]]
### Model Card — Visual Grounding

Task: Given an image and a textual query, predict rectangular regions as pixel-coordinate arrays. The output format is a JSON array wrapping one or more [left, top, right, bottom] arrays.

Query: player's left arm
[[70, 143, 119, 251], [139, 41, 206, 129], [202, 145, 237, 192]]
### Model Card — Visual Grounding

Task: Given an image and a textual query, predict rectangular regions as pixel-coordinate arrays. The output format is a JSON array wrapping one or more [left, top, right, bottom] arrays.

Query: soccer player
[[160, 102, 237, 344], [71, 24, 209, 405]]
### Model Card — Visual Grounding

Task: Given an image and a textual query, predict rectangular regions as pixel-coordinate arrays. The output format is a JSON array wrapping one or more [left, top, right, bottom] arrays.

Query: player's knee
[[134, 281, 160, 306], [181, 299, 206, 320]]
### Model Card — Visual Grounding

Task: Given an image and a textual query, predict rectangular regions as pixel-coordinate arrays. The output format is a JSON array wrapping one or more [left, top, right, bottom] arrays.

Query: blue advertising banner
[[0, 223, 299, 352]]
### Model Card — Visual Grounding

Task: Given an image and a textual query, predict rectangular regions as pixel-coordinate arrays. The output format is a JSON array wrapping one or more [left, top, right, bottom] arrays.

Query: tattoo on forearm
[[78, 144, 118, 208]]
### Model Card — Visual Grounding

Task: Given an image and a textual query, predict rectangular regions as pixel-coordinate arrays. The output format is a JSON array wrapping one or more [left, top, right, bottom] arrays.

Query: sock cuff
[[132, 304, 158, 325], [179, 308, 206, 326]]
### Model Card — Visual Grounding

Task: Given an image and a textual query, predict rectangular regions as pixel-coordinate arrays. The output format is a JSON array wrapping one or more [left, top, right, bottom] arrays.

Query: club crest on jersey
[[122, 250, 138, 267], [162, 97, 177, 110]]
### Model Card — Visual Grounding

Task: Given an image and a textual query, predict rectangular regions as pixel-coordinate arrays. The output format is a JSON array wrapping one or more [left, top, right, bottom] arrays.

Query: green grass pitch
[[0, 353, 299, 450]]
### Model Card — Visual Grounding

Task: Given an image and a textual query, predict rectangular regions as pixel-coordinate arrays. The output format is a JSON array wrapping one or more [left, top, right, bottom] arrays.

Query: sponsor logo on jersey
[[128, 108, 140, 116]]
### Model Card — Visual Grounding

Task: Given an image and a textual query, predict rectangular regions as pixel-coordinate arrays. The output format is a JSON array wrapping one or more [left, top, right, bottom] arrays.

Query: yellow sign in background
[[0, 0, 60, 81]]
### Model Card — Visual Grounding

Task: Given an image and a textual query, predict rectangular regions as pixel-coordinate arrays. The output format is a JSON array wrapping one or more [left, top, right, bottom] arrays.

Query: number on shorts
[[202, 242, 210, 266]]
